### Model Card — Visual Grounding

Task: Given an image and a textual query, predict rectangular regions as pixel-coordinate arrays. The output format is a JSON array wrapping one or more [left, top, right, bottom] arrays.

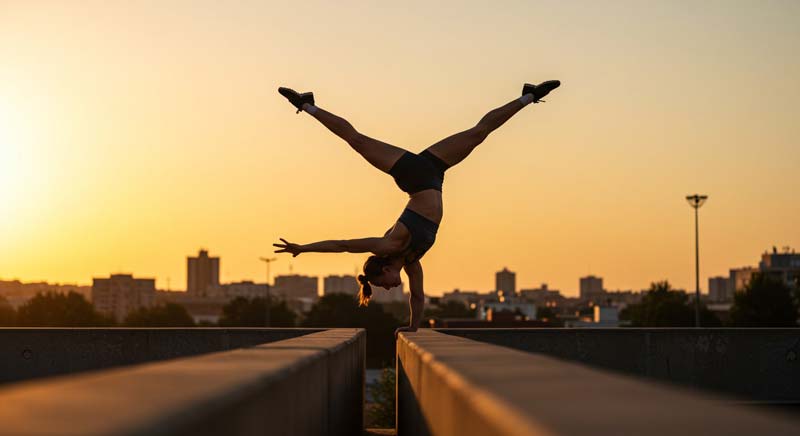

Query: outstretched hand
[[273, 238, 303, 257]]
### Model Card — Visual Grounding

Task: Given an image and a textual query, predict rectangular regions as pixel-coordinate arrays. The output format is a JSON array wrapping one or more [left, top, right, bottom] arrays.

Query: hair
[[357, 255, 393, 306]]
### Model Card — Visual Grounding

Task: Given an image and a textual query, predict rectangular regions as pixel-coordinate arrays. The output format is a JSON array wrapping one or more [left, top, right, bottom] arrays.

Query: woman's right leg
[[424, 97, 529, 168], [306, 105, 407, 174]]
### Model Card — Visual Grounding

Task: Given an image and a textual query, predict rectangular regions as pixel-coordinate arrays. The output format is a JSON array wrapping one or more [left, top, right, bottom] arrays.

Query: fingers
[[280, 238, 289, 244]]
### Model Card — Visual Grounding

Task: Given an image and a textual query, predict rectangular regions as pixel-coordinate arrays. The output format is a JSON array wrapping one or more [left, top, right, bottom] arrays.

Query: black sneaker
[[278, 87, 315, 113], [522, 80, 561, 103]]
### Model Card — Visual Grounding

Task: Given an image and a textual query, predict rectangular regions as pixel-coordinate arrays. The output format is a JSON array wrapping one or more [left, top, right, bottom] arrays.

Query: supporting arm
[[403, 261, 425, 331]]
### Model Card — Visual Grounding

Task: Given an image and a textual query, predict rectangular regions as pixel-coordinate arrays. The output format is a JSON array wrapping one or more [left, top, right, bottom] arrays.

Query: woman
[[273, 80, 560, 334]]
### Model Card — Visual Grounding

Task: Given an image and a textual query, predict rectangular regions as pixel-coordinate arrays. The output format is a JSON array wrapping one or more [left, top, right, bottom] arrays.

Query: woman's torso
[[381, 189, 442, 264]]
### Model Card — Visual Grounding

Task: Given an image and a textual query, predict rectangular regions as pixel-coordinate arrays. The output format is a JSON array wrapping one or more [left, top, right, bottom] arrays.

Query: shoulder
[[381, 221, 411, 253]]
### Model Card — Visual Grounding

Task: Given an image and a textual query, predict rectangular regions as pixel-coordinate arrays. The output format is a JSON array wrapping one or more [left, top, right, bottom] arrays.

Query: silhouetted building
[[495, 267, 516, 298], [187, 250, 219, 296], [370, 283, 406, 303], [580, 275, 604, 300], [708, 276, 730, 303], [728, 267, 758, 297], [441, 289, 481, 307], [759, 247, 800, 288], [480, 301, 536, 321], [273, 274, 318, 300], [92, 274, 155, 321], [324, 275, 358, 296], [206, 281, 267, 299]]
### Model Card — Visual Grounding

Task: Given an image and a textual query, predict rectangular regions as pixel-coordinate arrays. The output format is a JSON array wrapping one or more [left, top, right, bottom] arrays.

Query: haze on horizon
[[1, 0, 798, 296]]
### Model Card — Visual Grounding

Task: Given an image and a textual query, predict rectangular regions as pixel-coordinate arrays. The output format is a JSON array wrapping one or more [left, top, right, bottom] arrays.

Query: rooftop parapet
[[0, 328, 365, 436], [397, 330, 800, 436]]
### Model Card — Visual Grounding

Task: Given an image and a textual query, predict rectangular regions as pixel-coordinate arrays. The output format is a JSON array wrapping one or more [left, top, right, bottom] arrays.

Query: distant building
[[370, 283, 406, 304], [593, 306, 620, 327], [92, 274, 156, 322], [480, 301, 536, 321], [495, 267, 516, 298], [187, 250, 220, 296], [273, 274, 318, 300], [520, 284, 564, 305], [602, 290, 643, 307], [759, 247, 800, 289], [440, 289, 482, 307], [580, 275, 604, 300], [204, 281, 267, 299], [324, 275, 358, 296], [708, 276, 730, 303], [728, 267, 758, 297]]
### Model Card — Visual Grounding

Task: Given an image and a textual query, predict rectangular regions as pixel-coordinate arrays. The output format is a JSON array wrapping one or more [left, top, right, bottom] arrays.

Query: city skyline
[[4, 244, 795, 297], [2, 1, 798, 296]]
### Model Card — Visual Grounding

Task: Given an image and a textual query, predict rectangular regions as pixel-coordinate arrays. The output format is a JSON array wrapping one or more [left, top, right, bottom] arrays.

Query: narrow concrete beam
[[0, 328, 365, 436], [441, 328, 800, 401], [0, 328, 323, 385], [397, 330, 800, 436]]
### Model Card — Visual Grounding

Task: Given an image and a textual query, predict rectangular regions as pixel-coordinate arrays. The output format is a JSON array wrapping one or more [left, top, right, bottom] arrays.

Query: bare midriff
[[406, 189, 443, 224]]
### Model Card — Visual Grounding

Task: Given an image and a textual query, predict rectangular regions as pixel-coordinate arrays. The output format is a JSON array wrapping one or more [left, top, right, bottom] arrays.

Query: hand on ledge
[[394, 326, 418, 340]]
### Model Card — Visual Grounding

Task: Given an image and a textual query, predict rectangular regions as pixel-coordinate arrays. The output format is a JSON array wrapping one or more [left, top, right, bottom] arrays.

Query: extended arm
[[402, 260, 425, 331], [274, 237, 398, 257]]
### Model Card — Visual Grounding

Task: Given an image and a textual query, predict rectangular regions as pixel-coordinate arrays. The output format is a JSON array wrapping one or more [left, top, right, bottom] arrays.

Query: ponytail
[[357, 255, 394, 307], [357, 274, 372, 307]]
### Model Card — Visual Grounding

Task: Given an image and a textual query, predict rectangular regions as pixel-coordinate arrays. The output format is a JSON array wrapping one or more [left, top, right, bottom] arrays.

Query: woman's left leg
[[424, 97, 529, 168]]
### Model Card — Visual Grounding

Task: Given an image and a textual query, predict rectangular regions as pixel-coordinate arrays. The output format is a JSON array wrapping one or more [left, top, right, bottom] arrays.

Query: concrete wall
[[0, 328, 365, 436], [440, 328, 800, 402], [0, 328, 321, 384], [397, 330, 800, 436]]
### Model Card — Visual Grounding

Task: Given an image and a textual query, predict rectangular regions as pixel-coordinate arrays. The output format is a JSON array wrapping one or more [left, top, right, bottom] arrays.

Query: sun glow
[[0, 98, 35, 228]]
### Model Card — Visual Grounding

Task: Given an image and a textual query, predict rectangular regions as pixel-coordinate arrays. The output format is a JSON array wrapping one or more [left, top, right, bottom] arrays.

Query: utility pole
[[685, 194, 708, 327], [259, 257, 277, 327]]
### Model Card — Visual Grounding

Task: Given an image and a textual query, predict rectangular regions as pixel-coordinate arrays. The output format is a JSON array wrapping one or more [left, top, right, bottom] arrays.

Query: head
[[357, 255, 402, 306]]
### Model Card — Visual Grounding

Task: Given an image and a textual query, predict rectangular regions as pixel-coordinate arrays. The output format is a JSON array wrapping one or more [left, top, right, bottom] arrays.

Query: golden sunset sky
[[1, 1, 798, 296]]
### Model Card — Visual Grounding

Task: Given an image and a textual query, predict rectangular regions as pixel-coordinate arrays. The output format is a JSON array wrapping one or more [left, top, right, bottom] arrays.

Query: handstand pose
[[273, 81, 560, 334]]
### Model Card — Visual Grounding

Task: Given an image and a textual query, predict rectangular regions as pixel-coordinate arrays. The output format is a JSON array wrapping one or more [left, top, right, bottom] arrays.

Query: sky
[[1, 0, 798, 296]]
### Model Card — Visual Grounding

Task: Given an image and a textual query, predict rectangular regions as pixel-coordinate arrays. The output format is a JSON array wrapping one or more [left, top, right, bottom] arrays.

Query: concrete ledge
[[397, 330, 800, 436], [0, 328, 321, 384], [440, 328, 800, 402], [0, 328, 365, 436]]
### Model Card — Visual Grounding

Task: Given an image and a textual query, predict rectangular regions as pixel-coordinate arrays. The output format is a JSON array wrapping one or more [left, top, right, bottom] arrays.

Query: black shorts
[[389, 150, 449, 194]]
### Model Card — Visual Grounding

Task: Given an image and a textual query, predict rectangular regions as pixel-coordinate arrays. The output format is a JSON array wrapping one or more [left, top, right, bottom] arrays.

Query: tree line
[[620, 273, 799, 327]]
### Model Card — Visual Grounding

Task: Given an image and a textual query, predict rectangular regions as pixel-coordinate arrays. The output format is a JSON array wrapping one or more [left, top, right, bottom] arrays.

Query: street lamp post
[[259, 257, 277, 327], [685, 194, 708, 327]]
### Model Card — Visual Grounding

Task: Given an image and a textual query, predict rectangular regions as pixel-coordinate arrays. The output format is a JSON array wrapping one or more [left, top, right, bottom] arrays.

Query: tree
[[0, 296, 15, 326], [730, 273, 798, 327], [303, 294, 399, 367], [15, 291, 114, 326], [366, 367, 395, 428], [124, 303, 195, 327], [218, 297, 297, 327], [619, 281, 719, 327]]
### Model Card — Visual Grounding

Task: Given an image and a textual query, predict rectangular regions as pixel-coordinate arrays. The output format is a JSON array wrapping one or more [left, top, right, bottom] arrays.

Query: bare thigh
[[351, 134, 408, 173], [423, 126, 487, 168]]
